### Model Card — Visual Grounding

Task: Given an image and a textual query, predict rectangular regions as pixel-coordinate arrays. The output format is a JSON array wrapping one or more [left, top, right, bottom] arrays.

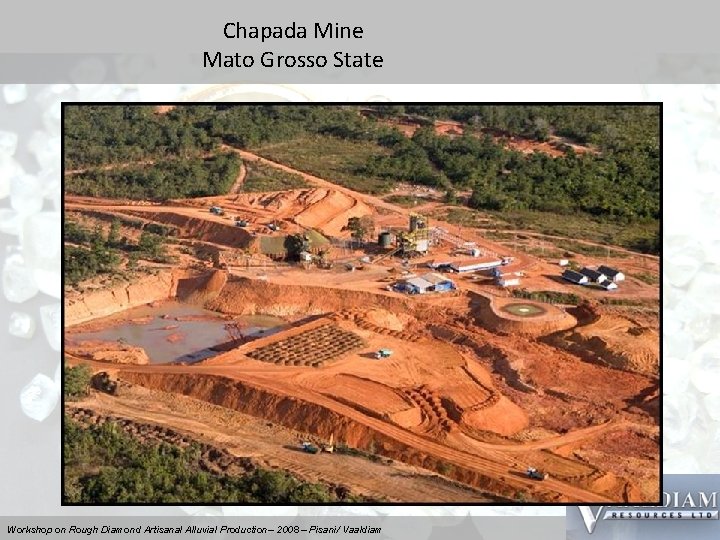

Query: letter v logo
[[578, 506, 605, 534]]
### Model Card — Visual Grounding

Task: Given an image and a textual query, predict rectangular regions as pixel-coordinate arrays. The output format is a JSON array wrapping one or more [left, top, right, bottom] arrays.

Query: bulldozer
[[91, 372, 118, 395]]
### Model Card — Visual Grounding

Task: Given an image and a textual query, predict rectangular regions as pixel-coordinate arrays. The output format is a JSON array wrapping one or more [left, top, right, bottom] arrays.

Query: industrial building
[[420, 272, 456, 292], [395, 214, 430, 255], [562, 269, 589, 285], [394, 272, 455, 295], [402, 277, 434, 294], [597, 265, 625, 282], [375, 214, 431, 261], [449, 258, 503, 273]]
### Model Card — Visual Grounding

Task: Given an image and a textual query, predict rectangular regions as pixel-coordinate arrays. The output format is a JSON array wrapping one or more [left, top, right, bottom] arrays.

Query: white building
[[579, 267, 607, 283], [562, 269, 589, 285], [404, 277, 434, 294], [598, 265, 625, 282], [449, 258, 503, 273]]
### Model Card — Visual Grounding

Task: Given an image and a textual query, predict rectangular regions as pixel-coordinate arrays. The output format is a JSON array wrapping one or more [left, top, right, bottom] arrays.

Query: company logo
[[578, 492, 719, 534], [578, 506, 605, 534]]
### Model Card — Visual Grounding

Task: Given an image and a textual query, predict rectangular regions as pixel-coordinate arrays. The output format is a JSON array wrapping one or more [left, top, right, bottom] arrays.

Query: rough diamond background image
[[0, 83, 694, 521]]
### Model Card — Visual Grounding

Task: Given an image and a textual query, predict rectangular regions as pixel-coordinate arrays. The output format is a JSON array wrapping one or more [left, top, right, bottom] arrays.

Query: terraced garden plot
[[246, 324, 365, 367]]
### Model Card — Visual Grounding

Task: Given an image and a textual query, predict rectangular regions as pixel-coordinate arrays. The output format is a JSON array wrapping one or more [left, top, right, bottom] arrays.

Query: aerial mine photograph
[[62, 104, 660, 505]]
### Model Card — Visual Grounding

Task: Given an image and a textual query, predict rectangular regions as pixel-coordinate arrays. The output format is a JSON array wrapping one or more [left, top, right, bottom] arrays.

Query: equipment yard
[[64, 105, 660, 505]]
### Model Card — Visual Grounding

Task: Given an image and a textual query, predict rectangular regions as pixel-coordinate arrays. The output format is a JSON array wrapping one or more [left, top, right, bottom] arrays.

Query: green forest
[[64, 104, 660, 252], [66, 153, 241, 200]]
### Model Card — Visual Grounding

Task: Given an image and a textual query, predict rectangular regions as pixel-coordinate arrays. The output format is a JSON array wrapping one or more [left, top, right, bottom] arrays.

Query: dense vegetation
[[64, 364, 93, 401], [64, 106, 218, 167], [511, 289, 581, 305], [63, 360, 371, 503], [66, 153, 241, 200], [396, 105, 656, 147], [65, 219, 172, 286], [360, 115, 659, 222], [64, 417, 366, 504], [65, 104, 660, 253]]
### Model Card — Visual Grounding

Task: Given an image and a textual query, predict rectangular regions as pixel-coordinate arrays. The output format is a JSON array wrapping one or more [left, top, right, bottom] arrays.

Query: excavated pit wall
[[121, 371, 528, 502], [206, 277, 418, 318], [123, 210, 255, 249], [64, 269, 229, 327], [544, 332, 659, 377], [67, 269, 447, 329], [65, 271, 180, 327]]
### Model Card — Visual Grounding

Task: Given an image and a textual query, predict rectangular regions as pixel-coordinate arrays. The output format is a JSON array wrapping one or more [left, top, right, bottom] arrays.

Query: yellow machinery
[[373, 214, 430, 263], [398, 214, 429, 255], [322, 433, 335, 453]]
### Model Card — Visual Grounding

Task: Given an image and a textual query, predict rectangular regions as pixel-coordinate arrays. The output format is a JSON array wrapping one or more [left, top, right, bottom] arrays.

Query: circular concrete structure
[[500, 302, 548, 318]]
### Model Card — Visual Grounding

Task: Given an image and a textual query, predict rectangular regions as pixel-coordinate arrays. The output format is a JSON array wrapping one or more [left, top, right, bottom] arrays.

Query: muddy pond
[[69, 301, 286, 364]]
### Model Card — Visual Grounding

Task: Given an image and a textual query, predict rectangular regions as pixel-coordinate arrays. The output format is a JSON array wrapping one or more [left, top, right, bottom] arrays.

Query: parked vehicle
[[301, 441, 319, 454], [526, 467, 548, 480]]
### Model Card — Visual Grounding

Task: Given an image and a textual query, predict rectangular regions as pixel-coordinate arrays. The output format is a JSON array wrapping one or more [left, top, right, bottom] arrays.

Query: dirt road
[[233, 149, 537, 273], [228, 157, 247, 194], [76, 358, 612, 503], [70, 387, 492, 503]]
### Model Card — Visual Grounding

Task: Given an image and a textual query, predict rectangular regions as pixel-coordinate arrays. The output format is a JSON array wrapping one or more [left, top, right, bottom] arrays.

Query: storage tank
[[378, 232, 394, 248]]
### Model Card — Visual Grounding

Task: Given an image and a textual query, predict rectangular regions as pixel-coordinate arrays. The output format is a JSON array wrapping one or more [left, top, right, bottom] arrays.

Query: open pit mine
[[64, 148, 659, 504]]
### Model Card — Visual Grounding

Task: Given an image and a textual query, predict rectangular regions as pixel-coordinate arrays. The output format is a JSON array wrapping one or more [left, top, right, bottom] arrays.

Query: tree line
[[65, 104, 659, 245]]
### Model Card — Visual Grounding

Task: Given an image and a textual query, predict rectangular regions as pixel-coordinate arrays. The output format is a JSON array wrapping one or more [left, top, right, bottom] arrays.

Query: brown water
[[71, 301, 286, 364]]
